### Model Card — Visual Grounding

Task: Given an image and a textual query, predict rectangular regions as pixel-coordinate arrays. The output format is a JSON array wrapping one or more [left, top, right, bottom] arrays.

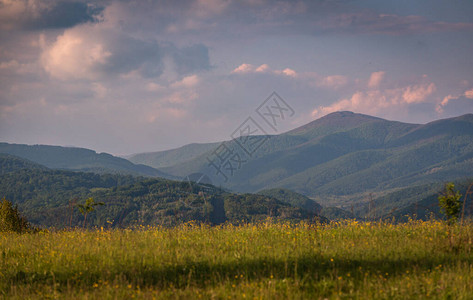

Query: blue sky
[[1, 0, 472, 154]]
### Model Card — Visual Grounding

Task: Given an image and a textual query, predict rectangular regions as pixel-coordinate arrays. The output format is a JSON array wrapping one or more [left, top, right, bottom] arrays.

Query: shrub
[[0, 197, 30, 233], [438, 183, 462, 225]]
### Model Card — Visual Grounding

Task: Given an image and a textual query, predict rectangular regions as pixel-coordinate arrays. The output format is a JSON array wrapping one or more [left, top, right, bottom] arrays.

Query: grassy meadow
[[1, 220, 473, 299]]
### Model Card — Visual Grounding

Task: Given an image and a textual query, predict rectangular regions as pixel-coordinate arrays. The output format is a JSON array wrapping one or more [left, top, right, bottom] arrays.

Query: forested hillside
[[0, 156, 324, 228], [0, 143, 172, 178], [147, 112, 473, 212]]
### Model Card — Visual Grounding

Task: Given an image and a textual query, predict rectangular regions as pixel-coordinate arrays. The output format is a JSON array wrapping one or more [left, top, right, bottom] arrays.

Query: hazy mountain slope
[[128, 142, 221, 169], [286, 111, 391, 139], [161, 115, 410, 188], [268, 149, 390, 196], [0, 153, 48, 175], [0, 143, 172, 178], [150, 112, 473, 210]]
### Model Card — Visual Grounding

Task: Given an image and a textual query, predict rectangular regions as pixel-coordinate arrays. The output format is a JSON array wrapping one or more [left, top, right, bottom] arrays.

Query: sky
[[1, 0, 473, 155]]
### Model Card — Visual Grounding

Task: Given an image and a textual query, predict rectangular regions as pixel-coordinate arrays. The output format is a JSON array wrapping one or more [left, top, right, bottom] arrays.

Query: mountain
[[0, 153, 47, 175], [128, 142, 221, 169], [257, 188, 322, 214], [133, 112, 473, 215], [127, 143, 219, 168], [379, 179, 473, 222], [0, 143, 172, 178], [3, 111, 472, 222], [0, 163, 322, 228]]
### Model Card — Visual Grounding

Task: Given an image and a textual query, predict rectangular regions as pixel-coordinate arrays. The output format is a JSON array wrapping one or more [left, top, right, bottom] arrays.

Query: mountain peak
[[321, 111, 384, 121], [287, 111, 385, 136]]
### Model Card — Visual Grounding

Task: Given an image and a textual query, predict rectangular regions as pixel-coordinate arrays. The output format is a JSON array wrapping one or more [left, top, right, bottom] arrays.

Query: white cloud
[[41, 28, 112, 80]]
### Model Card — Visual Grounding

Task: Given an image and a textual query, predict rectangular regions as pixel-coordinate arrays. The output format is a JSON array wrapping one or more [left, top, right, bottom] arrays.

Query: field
[[1, 220, 473, 299]]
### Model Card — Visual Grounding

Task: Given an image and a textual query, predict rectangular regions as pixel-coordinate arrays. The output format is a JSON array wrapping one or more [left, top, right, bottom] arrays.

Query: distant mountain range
[[2, 111, 472, 220], [129, 112, 473, 213], [0, 143, 172, 178]]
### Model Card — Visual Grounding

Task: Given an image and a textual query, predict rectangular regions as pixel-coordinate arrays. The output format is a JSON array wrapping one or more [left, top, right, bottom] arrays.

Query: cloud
[[313, 12, 473, 35], [255, 63, 269, 73], [232, 63, 255, 74], [317, 75, 348, 89], [41, 26, 210, 80], [232, 63, 297, 77], [41, 29, 112, 80], [465, 88, 473, 99], [193, 0, 231, 18], [275, 68, 297, 77], [231, 63, 351, 91], [368, 71, 385, 88], [0, 0, 103, 30], [92, 82, 107, 99], [171, 44, 211, 75], [402, 83, 436, 104], [146, 82, 165, 92], [312, 79, 437, 118], [171, 74, 200, 88], [436, 88, 473, 113]]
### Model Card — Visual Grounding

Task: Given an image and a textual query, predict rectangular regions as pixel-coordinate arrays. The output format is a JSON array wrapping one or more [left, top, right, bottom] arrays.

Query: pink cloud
[[171, 74, 200, 88], [41, 28, 112, 80], [255, 64, 269, 73], [402, 83, 436, 104], [368, 71, 385, 88], [276, 68, 297, 77], [312, 79, 437, 118], [232, 63, 254, 74], [465, 88, 473, 99], [436, 95, 456, 113], [232, 63, 297, 77], [435, 88, 473, 113], [317, 75, 348, 89]]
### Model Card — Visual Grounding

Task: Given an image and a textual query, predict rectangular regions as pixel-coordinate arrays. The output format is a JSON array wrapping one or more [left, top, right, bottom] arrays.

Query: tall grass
[[1, 220, 473, 299]]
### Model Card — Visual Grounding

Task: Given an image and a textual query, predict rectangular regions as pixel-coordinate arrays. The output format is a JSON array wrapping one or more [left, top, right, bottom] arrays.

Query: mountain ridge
[[0, 142, 173, 178], [144, 112, 473, 213]]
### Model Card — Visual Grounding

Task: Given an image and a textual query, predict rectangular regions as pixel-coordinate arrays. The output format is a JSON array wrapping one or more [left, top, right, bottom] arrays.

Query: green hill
[[0, 159, 321, 228], [3, 112, 472, 223], [257, 188, 322, 214], [138, 112, 473, 212], [0, 153, 47, 174], [128, 142, 220, 169], [380, 179, 473, 222], [0, 143, 172, 178]]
